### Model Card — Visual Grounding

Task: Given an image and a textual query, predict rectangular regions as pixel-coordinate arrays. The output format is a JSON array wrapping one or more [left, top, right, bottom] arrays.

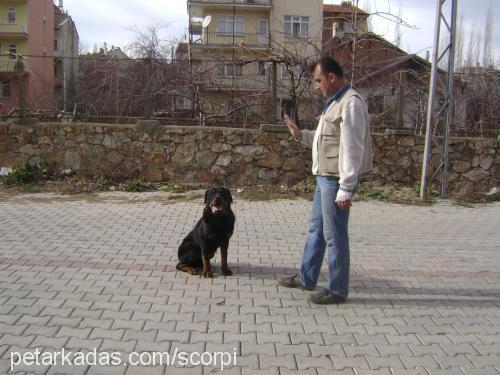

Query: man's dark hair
[[309, 56, 344, 78]]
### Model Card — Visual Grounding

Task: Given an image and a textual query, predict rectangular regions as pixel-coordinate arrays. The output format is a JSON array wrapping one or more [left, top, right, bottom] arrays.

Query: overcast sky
[[63, 0, 499, 64]]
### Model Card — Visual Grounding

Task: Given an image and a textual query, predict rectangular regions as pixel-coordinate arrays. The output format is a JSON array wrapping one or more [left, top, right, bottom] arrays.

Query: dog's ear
[[221, 187, 233, 203], [204, 188, 213, 204]]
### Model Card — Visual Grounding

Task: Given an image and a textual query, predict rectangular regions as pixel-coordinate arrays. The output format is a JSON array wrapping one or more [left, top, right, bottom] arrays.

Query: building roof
[[80, 47, 129, 60], [323, 4, 368, 16]]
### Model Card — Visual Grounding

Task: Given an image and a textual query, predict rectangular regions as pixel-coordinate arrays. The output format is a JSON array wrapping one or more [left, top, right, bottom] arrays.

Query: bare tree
[[125, 23, 179, 117], [454, 14, 464, 70], [126, 23, 170, 60], [75, 23, 188, 120], [482, 2, 493, 68], [184, 30, 321, 127], [78, 41, 91, 55], [465, 26, 482, 67]]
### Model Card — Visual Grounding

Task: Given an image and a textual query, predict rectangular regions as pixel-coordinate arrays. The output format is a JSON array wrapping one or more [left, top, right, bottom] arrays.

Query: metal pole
[[420, 0, 458, 199], [15, 56, 25, 118], [420, 0, 443, 200], [272, 61, 278, 122], [440, 0, 458, 198], [18, 73, 25, 118]]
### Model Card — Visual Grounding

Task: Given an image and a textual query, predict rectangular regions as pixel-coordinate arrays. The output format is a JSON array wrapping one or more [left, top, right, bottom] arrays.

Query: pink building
[[0, 0, 55, 113]]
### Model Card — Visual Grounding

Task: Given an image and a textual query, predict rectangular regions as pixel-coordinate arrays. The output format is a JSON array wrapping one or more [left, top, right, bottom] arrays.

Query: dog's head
[[204, 187, 233, 216]]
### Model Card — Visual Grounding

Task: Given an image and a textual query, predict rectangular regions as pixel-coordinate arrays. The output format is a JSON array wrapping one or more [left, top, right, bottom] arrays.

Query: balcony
[[188, 0, 271, 17], [0, 22, 29, 39], [0, 55, 29, 74], [190, 32, 269, 49]]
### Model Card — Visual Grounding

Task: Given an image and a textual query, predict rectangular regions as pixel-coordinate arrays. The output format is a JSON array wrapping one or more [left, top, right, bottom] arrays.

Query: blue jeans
[[299, 176, 352, 299]]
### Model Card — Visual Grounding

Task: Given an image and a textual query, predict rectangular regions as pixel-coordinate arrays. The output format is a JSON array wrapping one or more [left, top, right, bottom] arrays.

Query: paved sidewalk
[[0, 192, 499, 375]]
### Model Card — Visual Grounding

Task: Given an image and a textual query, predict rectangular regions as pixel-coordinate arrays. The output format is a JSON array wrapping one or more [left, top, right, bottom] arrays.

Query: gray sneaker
[[278, 274, 313, 291]]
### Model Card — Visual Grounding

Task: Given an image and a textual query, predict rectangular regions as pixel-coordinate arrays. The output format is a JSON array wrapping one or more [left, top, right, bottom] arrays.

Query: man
[[279, 56, 372, 304]]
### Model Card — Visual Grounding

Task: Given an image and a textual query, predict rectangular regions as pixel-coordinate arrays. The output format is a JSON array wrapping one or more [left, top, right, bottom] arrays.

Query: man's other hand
[[284, 114, 300, 139], [337, 200, 352, 211]]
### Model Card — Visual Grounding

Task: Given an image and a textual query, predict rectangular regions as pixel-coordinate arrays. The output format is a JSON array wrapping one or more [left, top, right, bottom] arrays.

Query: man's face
[[313, 65, 338, 98]]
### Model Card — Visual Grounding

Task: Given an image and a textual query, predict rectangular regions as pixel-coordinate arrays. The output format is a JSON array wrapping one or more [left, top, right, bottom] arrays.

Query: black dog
[[176, 187, 235, 278]]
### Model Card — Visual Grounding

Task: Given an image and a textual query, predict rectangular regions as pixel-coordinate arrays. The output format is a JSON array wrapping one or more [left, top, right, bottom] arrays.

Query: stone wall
[[369, 134, 499, 195], [0, 121, 498, 195], [0, 122, 311, 187]]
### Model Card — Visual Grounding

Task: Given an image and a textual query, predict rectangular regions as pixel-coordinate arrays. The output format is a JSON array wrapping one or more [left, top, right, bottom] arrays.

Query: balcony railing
[[0, 55, 29, 73], [189, 0, 271, 5], [190, 32, 269, 48], [196, 76, 271, 92]]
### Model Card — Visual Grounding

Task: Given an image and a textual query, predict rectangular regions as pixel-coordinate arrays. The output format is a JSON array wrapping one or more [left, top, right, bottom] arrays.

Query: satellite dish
[[202, 15, 212, 28]]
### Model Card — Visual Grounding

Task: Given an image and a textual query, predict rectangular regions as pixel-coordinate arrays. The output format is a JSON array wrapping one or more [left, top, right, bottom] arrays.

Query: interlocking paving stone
[[0, 195, 499, 374]]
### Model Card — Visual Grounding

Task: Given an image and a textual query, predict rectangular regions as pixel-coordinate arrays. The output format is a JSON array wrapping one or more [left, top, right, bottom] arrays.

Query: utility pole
[[420, 0, 458, 199]]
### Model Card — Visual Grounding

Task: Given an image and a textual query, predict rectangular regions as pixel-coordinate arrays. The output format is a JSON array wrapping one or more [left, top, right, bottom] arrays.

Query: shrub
[[2, 157, 50, 186]]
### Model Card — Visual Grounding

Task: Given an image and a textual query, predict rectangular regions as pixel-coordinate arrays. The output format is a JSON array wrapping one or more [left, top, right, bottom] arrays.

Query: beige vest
[[310, 88, 372, 176]]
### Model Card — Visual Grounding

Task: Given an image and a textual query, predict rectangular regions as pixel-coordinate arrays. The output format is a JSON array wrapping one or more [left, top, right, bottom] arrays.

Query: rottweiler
[[176, 187, 235, 278]]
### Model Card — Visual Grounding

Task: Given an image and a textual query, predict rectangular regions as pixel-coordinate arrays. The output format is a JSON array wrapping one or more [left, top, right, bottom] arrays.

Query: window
[[221, 63, 243, 77], [258, 19, 269, 43], [257, 61, 266, 76], [9, 44, 16, 59], [0, 81, 11, 98], [218, 16, 245, 35], [8, 7, 16, 24], [176, 97, 191, 110], [284, 16, 309, 37]]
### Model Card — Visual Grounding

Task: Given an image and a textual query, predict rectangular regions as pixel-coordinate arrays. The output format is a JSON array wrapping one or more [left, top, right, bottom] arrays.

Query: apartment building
[[186, 0, 322, 122], [0, 0, 54, 112]]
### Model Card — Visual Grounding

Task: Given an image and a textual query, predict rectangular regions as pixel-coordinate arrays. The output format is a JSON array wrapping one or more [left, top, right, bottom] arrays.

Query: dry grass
[[1, 174, 497, 207]]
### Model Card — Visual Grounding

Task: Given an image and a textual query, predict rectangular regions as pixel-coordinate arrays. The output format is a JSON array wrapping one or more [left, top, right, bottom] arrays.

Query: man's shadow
[[219, 263, 500, 308]]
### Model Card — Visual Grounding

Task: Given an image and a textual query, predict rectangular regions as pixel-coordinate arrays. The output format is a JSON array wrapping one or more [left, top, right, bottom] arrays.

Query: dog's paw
[[222, 267, 233, 276], [202, 270, 214, 278]]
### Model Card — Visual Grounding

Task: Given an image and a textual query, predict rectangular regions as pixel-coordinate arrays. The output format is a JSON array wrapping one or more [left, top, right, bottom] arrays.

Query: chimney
[[59, 0, 63, 9], [341, 1, 352, 7], [425, 50, 430, 61]]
